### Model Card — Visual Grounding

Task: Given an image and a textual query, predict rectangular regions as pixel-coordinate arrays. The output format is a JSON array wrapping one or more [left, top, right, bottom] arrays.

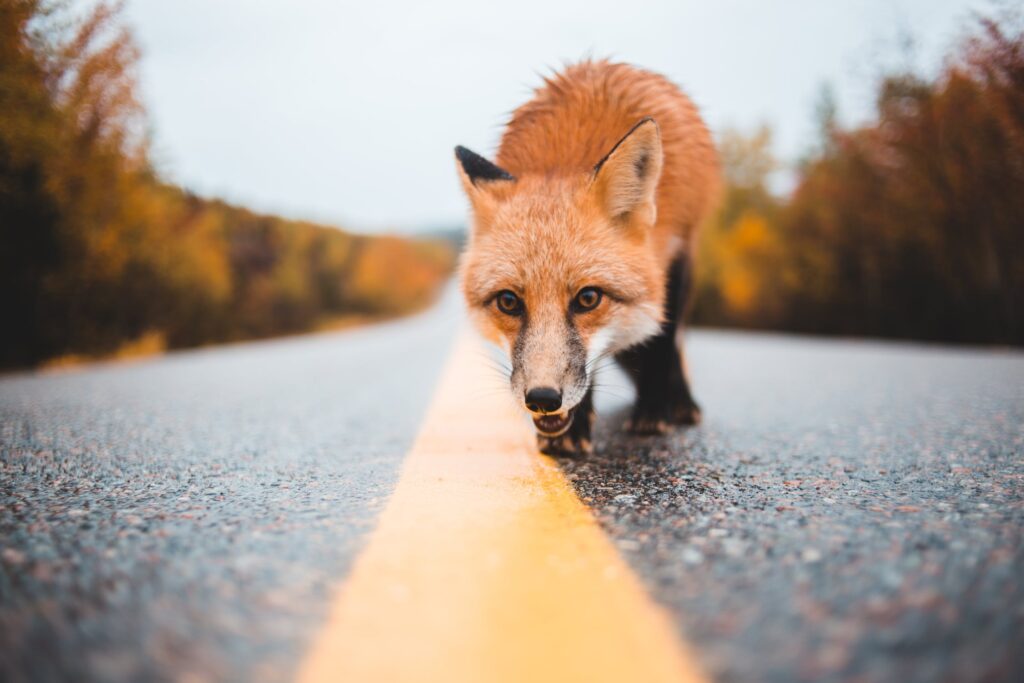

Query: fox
[[455, 60, 719, 456]]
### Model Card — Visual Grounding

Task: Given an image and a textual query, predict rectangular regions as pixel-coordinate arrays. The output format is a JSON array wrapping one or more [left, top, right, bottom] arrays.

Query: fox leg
[[616, 253, 701, 435], [536, 387, 594, 457]]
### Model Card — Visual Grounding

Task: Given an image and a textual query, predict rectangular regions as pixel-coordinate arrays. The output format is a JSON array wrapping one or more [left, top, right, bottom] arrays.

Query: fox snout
[[524, 387, 562, 414], [510, 317, 589, 419]]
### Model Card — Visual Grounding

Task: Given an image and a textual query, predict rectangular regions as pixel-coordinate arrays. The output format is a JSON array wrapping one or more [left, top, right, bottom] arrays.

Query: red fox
[[455, 60, 719, 456]]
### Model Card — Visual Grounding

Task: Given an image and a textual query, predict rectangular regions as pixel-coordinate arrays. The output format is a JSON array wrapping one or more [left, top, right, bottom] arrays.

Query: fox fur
[[456, 60, 719, 456]]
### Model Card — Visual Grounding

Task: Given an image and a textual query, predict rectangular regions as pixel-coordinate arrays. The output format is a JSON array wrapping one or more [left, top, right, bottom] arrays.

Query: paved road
[[0, 291, 459, 682], [569, 332, 1024, 683], [2, 290, 1023, 682]]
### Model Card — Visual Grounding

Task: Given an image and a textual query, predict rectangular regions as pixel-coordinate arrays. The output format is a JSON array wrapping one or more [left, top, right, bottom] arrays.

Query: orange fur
[[456, 59, 719, 421], [495, 60, 719, 263]]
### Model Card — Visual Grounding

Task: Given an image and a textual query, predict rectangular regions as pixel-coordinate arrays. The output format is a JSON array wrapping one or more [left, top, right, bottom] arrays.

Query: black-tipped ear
[[591, 118, 663, 223], [455, 146, 515, 186]]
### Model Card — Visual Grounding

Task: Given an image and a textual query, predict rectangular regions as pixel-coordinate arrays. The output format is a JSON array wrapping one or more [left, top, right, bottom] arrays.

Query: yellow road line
[[296, 329, 707, 683]]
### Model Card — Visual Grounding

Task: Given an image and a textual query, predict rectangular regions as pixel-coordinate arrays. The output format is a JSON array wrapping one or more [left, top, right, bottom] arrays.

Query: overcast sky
[[125, 0, 994, 233]]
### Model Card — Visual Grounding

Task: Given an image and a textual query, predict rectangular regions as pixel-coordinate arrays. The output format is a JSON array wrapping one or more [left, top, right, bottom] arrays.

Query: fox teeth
[[533, 411, 573, 437]]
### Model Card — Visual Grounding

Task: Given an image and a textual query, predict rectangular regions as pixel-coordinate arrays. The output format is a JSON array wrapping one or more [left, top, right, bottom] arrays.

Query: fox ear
[[454, 146, 515, 197], [591, 118, 663, 225]]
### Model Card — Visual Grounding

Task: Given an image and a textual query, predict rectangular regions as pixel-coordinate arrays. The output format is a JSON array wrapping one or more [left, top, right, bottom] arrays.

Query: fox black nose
[[525, 387, 562, 414]]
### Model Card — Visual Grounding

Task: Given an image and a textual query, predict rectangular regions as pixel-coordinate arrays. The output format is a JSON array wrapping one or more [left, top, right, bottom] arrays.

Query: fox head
[[456, 118, 666, 436]]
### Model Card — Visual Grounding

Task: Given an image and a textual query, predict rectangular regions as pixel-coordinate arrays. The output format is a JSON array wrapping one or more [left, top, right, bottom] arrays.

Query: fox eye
[[495, 290, 524, 316], [573, 287, 603, 312]]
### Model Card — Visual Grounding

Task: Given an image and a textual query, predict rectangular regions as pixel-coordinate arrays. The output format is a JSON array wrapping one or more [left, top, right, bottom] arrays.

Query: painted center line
[[296, 329, 707, 683]]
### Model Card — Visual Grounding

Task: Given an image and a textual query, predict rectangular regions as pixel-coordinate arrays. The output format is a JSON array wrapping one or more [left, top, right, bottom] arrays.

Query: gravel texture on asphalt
[[4, 293, 1022, 683], [565, 331, 1024, 683], [0, 291, 458, 683]]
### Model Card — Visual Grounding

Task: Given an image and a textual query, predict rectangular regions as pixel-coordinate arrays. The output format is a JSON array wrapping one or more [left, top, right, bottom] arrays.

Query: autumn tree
[[693, 126, 792, 328], [782, 12, 1024, 342], [695, 12, 1024, 344], [1, 1, 454, 368]]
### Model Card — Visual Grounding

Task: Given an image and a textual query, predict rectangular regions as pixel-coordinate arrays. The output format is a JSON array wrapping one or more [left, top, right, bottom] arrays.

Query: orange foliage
[[694, 13, 1024, 344], [0, 2, 455, 367]]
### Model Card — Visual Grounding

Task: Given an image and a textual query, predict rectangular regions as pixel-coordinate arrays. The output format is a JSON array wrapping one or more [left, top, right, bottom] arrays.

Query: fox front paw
[[537, 431, 593, 457], [670, 400, 702, 426], [628, 399, 701, 435], [625, 414, 670, 435]]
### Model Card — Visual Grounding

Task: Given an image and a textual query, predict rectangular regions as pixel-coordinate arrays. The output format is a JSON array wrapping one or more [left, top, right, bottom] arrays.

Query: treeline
[[0, 1, 453, 369], [693, 13, 1024, 345]]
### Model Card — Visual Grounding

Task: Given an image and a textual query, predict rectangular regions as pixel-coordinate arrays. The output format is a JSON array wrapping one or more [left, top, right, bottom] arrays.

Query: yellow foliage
[[41, 329, 166, 372], [722, 270, 758, 315], [348, 236, 455, 315], [699, 209, 786, 321]]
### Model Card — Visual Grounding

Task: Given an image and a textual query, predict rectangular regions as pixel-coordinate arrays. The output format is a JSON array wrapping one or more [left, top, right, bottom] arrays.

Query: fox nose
[[525, 387, 562, 414]]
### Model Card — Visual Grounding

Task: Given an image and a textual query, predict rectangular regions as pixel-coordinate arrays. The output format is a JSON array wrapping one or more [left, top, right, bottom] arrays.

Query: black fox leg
[[537, 387, 594, 456], [616, 253, 701, 434]]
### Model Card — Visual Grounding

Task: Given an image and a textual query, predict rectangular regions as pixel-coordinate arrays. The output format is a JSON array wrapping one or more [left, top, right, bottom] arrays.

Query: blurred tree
[[0, 1, 454, 368], [783, 13, 1024, 342], [695, 12, 1024, 345], [693, 125, 791, 328], [1, 0, 63, 365]]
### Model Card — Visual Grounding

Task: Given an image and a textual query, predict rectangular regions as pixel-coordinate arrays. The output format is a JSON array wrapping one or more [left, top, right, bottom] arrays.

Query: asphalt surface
[[0, 291, 459, 682], [2, 289, 1023, 683], [565, 331, 1024, 683]]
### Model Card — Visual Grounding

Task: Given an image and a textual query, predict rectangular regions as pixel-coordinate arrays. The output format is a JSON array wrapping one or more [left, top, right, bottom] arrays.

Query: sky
[[124, 0, 996, 233]]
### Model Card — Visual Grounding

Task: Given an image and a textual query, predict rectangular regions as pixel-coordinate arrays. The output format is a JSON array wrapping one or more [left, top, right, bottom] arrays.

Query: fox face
[[456, 119, 666, 437]]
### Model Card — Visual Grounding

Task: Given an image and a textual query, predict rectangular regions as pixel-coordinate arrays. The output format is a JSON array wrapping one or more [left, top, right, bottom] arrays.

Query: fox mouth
[[533, 408, 574, 437]]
